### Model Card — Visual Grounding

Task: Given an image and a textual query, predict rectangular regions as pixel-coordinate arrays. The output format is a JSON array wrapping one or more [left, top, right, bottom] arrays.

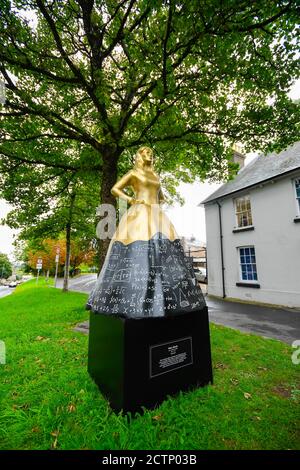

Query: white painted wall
[[205, 172, 300, 308]]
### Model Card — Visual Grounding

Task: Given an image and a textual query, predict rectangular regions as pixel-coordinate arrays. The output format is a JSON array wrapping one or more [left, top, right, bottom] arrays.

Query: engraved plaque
[[150, 337, 193, 378]]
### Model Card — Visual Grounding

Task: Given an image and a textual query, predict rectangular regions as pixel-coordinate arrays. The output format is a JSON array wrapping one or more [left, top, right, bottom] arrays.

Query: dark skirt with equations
[[86, 233, 206, 318]]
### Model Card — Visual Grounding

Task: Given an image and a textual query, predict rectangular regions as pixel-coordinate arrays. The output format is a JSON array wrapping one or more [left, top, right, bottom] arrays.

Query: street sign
[[37, 258, 43, 264], [55, 254, 59, 263], [36, 263, 42, 270]]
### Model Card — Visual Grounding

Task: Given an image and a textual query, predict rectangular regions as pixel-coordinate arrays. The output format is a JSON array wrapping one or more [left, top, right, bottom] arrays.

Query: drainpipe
[[205, 245, 208, 292], [216, 201, 226, 298]]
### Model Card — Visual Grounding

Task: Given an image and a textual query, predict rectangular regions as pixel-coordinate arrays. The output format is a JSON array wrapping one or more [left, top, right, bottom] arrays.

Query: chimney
[[232, 143, 246, 170]]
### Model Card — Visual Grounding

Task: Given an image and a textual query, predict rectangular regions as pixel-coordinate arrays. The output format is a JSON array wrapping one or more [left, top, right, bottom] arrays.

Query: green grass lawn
[[0, 280, 299, 450]]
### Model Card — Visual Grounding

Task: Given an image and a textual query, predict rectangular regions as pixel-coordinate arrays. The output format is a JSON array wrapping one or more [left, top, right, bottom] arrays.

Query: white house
[[201, 142, 300, 308]]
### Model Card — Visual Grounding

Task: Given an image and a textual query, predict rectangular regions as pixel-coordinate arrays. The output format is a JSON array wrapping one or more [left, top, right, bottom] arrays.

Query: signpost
[[36, 258, 42, 284], [54, 248, 60, 288]]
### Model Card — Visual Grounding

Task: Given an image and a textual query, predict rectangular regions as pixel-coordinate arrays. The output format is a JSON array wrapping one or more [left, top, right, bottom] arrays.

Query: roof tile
[[201, 142, 300, 204]]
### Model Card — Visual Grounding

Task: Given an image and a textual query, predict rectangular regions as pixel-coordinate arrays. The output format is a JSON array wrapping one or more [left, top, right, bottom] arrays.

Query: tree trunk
[[63, 192, 76, 292], [98, 149, 119, 272], [63, 221, 71, 292]]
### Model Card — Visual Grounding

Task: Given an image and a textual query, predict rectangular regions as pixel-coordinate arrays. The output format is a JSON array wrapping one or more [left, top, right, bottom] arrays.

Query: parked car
[[194, 267, 207, 283], [8, 281, 17, 288]]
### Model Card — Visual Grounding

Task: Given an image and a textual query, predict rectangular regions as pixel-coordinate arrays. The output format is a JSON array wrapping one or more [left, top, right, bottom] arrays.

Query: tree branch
[[119, 81, 157, 134], [162, 3, 173, 94], [128, 93, 187, 147], [101, 0, 136, 62], [0, 53, 81, 85], [128, 5, 152, 33], [0, 134, 85, 143], [1, 66, 99, 150], [36, 0, 115, 136], [5, 99, 99, 149], [0, 148, 78, 171], [232, 3, 293, 33]]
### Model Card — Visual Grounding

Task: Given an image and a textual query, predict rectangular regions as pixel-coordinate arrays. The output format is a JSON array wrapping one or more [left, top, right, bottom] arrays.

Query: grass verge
[[0, 280, 299, 450]]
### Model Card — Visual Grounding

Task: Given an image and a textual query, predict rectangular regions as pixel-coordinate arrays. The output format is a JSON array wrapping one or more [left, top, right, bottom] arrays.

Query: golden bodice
[[110, 168, 177, 245], [111, 169, 161, 205], [130, 170, 160, 205]]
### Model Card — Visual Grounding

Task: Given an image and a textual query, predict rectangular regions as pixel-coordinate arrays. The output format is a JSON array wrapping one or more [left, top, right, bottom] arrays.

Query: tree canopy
[[0, 252, 13, 279], [25, 237, 95, 274], [2, 164, 100, 285], [1, 1, 299, 167], [0, 0, 299, 265]]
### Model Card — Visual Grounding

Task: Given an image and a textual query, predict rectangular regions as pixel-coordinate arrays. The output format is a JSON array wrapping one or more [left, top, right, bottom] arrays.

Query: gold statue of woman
[[110, 146, 177, 245], [87, 146, 205, 318]]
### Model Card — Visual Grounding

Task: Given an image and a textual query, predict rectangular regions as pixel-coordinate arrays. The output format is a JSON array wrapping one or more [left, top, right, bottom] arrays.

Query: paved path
[[207, 297, 300, 345], [0, 286, 14, 299], [59, 274, 300, 344], [56, 274, 97, 293]]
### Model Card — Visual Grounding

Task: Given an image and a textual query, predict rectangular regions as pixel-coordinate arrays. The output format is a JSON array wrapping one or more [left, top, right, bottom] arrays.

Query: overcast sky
[[1, 81, 299, 260]]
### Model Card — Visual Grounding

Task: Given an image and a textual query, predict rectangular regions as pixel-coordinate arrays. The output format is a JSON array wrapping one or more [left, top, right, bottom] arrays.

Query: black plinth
[[88, 308, 213, 413]]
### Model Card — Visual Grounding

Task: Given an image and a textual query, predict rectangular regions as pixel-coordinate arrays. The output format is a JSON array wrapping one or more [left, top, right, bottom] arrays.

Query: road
[[59, 274, 300, 344], [0, 286, 14, 299], [56, 274, 97, 292]]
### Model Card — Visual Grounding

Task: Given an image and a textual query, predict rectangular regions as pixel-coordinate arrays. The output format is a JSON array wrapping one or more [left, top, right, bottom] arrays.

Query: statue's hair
[[134, 146, 153, 170]]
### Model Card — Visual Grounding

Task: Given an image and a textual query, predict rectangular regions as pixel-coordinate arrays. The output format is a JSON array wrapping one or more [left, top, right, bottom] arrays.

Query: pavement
[[207, 297, 300, 345], [0, 286, 15, 299], [58, 274, 300, 344]]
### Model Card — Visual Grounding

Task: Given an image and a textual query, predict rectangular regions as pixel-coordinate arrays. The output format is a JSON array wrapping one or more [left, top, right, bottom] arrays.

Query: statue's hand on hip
[[130, 198, 146, 205]]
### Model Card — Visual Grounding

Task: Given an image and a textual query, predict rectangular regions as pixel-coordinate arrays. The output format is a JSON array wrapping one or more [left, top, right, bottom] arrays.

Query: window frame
[[238, 246, 258, 283], [294, 178, 300, 216], [234, 194, 253, 229]]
